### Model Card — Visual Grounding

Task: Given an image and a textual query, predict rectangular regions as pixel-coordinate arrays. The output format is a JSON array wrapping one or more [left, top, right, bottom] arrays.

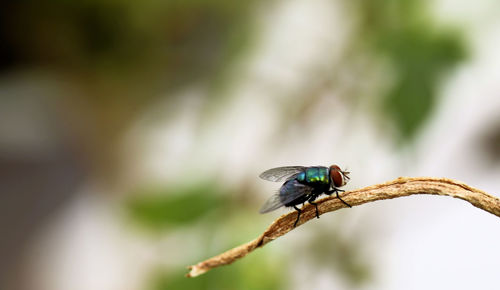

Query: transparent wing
[[259, 194, 286, 213], [259, 181, 314, 213], [259, 166, 306, 182]]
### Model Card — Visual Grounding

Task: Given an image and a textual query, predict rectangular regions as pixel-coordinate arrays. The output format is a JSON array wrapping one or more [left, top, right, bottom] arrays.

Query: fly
[[259, 165, 351, 227]]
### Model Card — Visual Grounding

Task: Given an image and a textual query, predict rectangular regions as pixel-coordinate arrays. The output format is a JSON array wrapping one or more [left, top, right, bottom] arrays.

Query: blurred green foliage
[[126, 182, 287, 290], [381, 28, 466, 141], [1, 0, 258, 98], [126, 183, 230, 230], [150, 252, 284, 290], [1, 0, 263, 186], [354, 0, 467, 142], [3, 0, 469, 287]]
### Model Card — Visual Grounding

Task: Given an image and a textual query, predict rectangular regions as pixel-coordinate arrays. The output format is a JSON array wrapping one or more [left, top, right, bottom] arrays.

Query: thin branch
[[186, 177, 500, 277]]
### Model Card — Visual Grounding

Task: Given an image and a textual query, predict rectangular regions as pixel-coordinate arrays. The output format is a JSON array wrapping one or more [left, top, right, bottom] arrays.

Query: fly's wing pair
[[259, 166, 306, 182], [259, 180, 314, 213], [259, 166, 310, 213]]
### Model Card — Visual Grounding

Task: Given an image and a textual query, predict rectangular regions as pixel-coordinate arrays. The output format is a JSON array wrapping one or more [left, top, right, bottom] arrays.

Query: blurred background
[[1, 0, 500, 289]]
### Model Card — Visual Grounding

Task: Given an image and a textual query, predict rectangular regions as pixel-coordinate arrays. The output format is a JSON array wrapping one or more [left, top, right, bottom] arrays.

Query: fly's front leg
[[327, 188, 352, 208]]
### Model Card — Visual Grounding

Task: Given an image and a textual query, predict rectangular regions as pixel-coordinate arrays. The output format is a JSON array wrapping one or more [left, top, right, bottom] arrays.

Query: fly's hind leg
[[293, 205, 302, 227]]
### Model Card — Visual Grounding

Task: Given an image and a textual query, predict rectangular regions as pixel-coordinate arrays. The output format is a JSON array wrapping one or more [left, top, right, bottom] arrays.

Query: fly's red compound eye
[[329, 165, 345, 187]]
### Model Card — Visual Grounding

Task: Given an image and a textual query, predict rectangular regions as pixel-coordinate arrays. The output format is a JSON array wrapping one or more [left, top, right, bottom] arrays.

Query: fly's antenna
[[342, 167, 350, 180]]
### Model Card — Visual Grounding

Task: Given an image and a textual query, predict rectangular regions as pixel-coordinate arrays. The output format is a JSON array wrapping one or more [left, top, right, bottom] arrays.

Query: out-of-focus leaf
[[149, 252, 284, 290], [126, 183, 229, 229], [354, 0, 467, 143], [380, 28, 466, 141]]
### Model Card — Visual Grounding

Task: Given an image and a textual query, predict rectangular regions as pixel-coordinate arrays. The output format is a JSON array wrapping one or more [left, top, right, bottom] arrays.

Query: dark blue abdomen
[[279, 179, 310, 206]]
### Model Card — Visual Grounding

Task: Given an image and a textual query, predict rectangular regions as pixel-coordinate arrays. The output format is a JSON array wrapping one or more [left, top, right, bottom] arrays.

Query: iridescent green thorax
[[296, 167, 329, 185]]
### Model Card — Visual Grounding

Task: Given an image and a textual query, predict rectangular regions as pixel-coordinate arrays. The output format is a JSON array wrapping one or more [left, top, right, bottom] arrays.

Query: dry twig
[[186, 177, 500, 277]]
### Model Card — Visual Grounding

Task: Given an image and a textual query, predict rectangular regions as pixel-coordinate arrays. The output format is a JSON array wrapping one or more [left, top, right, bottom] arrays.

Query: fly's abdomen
[[279, 179, 310, 206], [279, 179, 298, 201]]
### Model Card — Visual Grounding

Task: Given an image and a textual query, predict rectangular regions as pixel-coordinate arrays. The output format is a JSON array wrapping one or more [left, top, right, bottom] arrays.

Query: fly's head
[[329, 164, 350, 188]]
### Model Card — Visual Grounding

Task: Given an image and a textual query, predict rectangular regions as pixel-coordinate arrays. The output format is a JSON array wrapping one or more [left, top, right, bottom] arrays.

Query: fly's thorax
[[302, 167, 330, 185], [296, 171, 306, 182]]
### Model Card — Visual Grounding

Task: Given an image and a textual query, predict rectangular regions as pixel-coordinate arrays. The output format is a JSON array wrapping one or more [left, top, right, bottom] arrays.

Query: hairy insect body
[[260, 164, 351, 227]]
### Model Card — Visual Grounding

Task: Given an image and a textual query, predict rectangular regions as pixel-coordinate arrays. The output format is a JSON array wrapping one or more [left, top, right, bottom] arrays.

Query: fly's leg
[[336, 191, 352, 208], [308, 197, 320, 219], [293, 205, 302, 227], [327, 189, 352, 208]]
